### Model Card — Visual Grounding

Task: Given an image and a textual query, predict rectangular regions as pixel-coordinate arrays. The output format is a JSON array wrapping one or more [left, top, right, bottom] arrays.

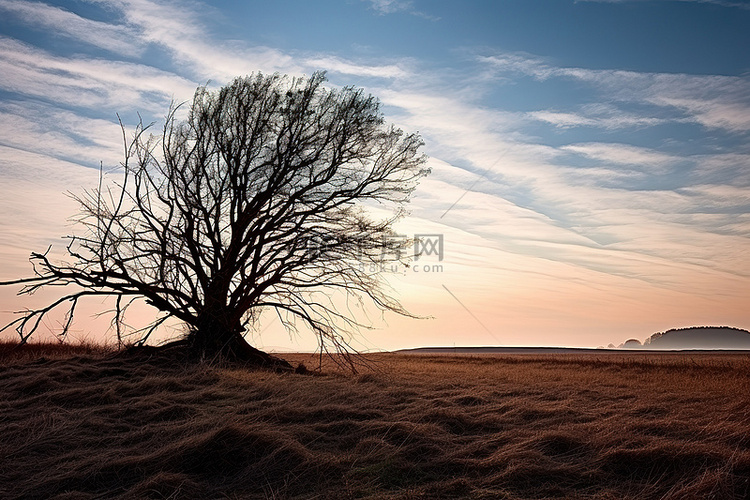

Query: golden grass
[[0, 339, 114, 362], [1, 345, 749, 499]]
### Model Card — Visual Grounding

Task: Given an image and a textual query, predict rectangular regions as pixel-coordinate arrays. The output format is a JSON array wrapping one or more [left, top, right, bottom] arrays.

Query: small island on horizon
[[616, 326, 750, 350]]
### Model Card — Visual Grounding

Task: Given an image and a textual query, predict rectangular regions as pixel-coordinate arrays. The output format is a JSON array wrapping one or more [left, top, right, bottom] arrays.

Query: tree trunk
[[187, 313, 292, 371]]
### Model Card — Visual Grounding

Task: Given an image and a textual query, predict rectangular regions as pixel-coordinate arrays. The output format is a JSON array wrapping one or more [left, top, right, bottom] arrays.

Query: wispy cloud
[[561, 143, 678, 168], [0, 36, 197, 110], [366, 0, 413, 14], [305, 56, 409, 79], [0, 0, 143, 56], [363, 0, 439, 20], [528, 103, 670, 130], [91, 0, 300, 81], [482, 53, 750, 133], [0, 145, 99, 254], [0, 101, 124, 168]]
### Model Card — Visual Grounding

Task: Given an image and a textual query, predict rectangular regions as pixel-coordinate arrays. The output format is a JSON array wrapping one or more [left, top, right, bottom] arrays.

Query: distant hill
[[620, 339, 643, 349], [638, 326, 750, 350]]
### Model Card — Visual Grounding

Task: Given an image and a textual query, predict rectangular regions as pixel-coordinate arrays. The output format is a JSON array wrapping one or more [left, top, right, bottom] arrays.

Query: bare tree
[[0, 72, 428, 369]]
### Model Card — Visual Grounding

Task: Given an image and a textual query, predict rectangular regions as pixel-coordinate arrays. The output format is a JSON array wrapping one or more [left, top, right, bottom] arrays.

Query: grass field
[[1, 342, 749, 499]]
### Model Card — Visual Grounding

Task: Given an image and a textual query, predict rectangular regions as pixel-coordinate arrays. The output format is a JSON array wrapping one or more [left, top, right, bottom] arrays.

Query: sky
[[1, 0, 750, 351]]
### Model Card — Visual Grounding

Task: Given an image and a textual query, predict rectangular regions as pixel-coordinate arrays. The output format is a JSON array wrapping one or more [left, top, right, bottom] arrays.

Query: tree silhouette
[[0, 72, 428, 369]]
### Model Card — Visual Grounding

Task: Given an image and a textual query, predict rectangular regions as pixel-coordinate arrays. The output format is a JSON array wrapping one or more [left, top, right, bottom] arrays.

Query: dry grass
[[0, 339, 114, 362], [1, 345, 749, 499]]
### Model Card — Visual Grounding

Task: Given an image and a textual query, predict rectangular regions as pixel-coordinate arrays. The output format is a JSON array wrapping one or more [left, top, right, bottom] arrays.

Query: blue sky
[[1, 0, 749, 350]]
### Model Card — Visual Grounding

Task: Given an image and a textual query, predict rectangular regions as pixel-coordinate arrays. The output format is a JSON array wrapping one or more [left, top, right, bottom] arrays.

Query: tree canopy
[[0, 72, 429, 369]]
